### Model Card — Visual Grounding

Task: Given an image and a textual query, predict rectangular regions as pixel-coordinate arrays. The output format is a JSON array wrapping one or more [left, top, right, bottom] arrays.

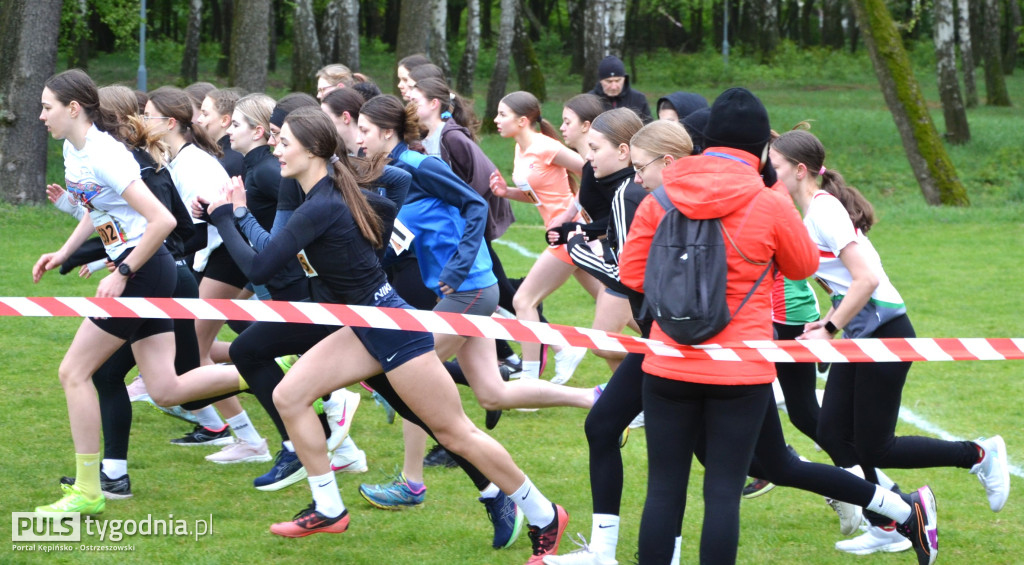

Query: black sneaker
[[894, 486, 938, 565], [742, 477, 775, 499], [170, 424, 233, 446], [423, 444, 458, 468], [60, 471, 133, 499]]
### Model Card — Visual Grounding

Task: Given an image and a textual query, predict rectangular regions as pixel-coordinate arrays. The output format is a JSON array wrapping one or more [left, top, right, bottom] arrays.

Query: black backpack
[[642, 186, 772, 345]]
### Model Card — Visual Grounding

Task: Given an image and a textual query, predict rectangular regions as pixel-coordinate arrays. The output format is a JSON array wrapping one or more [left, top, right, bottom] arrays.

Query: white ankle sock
[[194, 406, 223, 429], [283, 440, 295, 452], [479, 483, 500, 499], [102, 459, 127, 479], [671, 536, 682, 565], [225, 411, 262, 445], [521, 361, 541, 380], [869, 485, 911, 524], [504, 353, 521, 365], [590, 514, 619, 561], [512, 476, 554, 527], [307, 472, 344, 518]]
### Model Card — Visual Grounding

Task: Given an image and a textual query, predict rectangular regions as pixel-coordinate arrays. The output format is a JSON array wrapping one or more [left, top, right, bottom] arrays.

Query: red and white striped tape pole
[[3, 296, 1023, 363]]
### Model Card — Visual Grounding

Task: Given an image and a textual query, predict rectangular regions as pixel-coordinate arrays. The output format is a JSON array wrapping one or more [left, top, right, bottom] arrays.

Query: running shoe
[[274, 354, 299, 373], [481, 491, 525, 549], [150, 402, 202, 424], [628, 412, 645, 429], [36, 483, 105, 514], [331, 445, 368, 474], [60, 471, 132, 499], [971, 435, 1010, 512], [894, 486, 938, 565], [253, 445, 307, 491], [502, 355, 523, 375], [542, 533, 618, 564], [269, 503, 349, 538], [371, 390, 397, 424], [835, 524, 911, 555], [827, 496, 863, 536], [526, 503, 569, 564], [551, 346, 587, 385], [423, 444, 458, 468], [205, 438, 273, 464], [325, 389, 360, 452], [170, 424, 233, 446], [742, 478, 775, 499], [359, 473, 425, 509], [126, 375, 149, 402]]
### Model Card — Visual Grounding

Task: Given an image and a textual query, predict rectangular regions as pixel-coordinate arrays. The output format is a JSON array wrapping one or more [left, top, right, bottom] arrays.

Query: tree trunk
[[512, 0, 546, 100], [181, 0, 203, 85], [396, 0, 432, 60], [320, 0, 342, 64], [291, 0, 322, 93], [957, 0, 978, 107], [339, 0, 360, 70], [68, 0, 90, 70], [484, 0, 518, 134], [457, 0, 481, 95], [759, 0, 781, 62], [823, 0, 845, 48], [851, 0, 969, 206], [481, 0, 494, 46], [268, 0, 277, 72], [230, 0, 270, 91], [0, 0, 63, 204], [933, 0, 970, 143], [607, 0, 627, 57], [1004, 0, 1021, 74], [981, 0, 1011, 105], [215, 0, 233, 77], [429, 0, 452, 79], [582, 0, 608, 92], [567, 0, 585, 74]]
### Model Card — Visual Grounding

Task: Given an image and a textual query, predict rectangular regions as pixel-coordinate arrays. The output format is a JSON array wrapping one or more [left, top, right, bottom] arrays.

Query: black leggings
[[93, 263, 202, 461], [773, 322, 820, 443], [817, 314, 978, 484], [638, 377, 771, 565]]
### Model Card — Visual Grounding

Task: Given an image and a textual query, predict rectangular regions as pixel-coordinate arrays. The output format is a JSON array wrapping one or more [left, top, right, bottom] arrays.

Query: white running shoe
[[330, 447, 368, 474], [835, 525, 911, 555], [628, 412, 645, 429], [827, 497, 863, 536], [542, 534, 618, 565], [971, 435, 1010, 512], [551, 346, 587, 385], [205, 438, 272, 464], [126, 375, 149, 402], [325, 389, 360, 452]]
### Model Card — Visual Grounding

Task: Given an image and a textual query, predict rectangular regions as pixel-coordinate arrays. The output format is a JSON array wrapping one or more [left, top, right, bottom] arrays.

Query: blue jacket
[[389, 142, 496, 295]]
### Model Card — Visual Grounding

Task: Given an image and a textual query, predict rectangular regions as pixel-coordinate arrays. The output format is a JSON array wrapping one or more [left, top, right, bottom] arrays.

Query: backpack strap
[[731, 260, 774, 318], [651, 185, 672, 212]]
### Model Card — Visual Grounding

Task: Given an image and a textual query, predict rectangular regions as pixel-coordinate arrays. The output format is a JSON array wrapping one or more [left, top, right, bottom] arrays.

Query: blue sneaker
[[253, 445, 307, 492], [359, 473, 425, 509], [371, 391, 397, 424], [480, 491, 524, 549]]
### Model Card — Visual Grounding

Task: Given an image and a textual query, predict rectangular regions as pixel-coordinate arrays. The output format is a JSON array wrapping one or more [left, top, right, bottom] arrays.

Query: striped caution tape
[[2, 296, 1023, 363]]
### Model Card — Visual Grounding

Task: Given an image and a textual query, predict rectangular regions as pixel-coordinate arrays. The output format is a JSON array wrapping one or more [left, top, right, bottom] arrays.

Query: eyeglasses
[[633, 155, 664, 175], [142, 115, 170, 121]]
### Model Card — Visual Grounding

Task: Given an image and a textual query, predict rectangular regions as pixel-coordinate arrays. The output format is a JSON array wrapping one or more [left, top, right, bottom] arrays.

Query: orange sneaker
[[525, 503, 568, 564], [270, 503, 349, 538]]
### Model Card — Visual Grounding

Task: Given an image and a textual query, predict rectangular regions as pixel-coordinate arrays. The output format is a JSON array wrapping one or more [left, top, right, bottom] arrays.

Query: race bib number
[[93, 212, 125, 246], [389, 218, 415, 256], [513, 180, 541, 206], [296, 249, 319, 278]]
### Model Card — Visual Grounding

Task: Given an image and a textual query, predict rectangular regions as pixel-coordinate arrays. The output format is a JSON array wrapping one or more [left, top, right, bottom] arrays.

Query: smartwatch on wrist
[[824, 320, 839, 336], [233, 206, 249, 220], [117, 263, 134, 278]]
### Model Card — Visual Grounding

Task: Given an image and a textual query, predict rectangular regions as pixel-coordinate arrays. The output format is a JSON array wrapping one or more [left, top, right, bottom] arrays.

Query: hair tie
[[818, 166, 826, 175], [329, 155, 340, 164], [440, 111, 452, 120]]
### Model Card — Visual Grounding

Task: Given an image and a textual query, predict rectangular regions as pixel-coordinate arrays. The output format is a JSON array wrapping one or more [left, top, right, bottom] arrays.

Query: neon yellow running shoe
[[35, 483, 105, 514], [275, 355, 299, 373]]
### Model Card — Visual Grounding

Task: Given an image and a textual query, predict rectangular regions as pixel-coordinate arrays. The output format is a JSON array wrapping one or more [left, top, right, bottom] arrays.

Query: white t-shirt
[[422, 126, 443, 157], [63, 125, 144, 259], [167, 144, 230, 271], [803, 191, 904, 308]]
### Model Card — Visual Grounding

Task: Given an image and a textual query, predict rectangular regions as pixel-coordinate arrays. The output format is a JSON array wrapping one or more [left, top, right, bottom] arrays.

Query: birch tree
[[457, 0, 481, 95], [981, 0, 1011, 105], [320, 0, 341, 64], [484, 0, 518, 134], [339, 0, 360, 70], [934, 0, 970, 143], [607, 0, 627, 57], [429, 0, 452, 79], [582, 0, 609, 91], [181, 0, 203, 84], [851, 0, 969, 206], [957, 0, 979, 107], [291, 0, 323, 93], [0, 0, 63, 204]]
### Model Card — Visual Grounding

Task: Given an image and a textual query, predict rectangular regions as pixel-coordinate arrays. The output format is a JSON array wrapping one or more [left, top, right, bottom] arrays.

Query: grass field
[[4, 38, 1024, 565]]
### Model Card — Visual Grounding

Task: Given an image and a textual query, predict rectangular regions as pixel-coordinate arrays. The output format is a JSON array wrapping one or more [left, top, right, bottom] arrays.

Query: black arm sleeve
[[209, 205, 314, 286]]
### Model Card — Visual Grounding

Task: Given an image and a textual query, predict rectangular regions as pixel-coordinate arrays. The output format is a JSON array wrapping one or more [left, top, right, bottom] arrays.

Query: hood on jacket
[[656, 92, 708, 122], [660, 147, 766, 221]]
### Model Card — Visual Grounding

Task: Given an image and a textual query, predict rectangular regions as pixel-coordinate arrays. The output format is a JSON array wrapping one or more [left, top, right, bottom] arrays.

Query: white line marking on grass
[[493, 238, 541, 259]]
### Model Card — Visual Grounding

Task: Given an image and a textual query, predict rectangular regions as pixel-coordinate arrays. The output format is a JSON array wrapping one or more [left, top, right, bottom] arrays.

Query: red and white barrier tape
[[2, 296, 1023, 363]]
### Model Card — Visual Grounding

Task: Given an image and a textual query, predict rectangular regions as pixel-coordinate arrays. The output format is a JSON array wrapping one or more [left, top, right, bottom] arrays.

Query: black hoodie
[[588, 75, 653, 123]]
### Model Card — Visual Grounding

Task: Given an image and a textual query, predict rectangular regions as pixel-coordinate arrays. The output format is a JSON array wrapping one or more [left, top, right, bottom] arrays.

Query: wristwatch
[[117, 263, 134, 278], [824, 320, 839, 336], [233, 206, 249, 220]]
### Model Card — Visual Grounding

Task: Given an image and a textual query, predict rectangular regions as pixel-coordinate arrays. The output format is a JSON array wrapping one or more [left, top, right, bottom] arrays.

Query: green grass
[[8, 39, 1024, 564]]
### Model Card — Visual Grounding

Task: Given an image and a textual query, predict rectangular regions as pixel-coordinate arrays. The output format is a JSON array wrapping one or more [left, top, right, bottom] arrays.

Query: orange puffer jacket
[[620, 147, 818, 385]]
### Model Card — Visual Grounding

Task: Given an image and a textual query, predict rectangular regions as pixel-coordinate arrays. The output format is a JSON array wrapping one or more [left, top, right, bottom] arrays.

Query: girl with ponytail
[[491, 91, 602, 383]]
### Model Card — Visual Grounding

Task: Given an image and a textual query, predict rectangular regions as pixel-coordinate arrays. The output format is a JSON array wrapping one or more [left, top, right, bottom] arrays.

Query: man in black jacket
[[588, 55, 652, 123]]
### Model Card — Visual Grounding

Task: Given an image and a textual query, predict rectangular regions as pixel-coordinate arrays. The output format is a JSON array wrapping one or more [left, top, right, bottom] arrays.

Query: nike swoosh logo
[[83, 461, 96, 466], [331, 461, 359, 471], [318, 481, 332, 488], [520, 486, 531, 501], [598, 524, 614, 528], [336, 399, 348, 427], [386, 353, 398, 362]]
